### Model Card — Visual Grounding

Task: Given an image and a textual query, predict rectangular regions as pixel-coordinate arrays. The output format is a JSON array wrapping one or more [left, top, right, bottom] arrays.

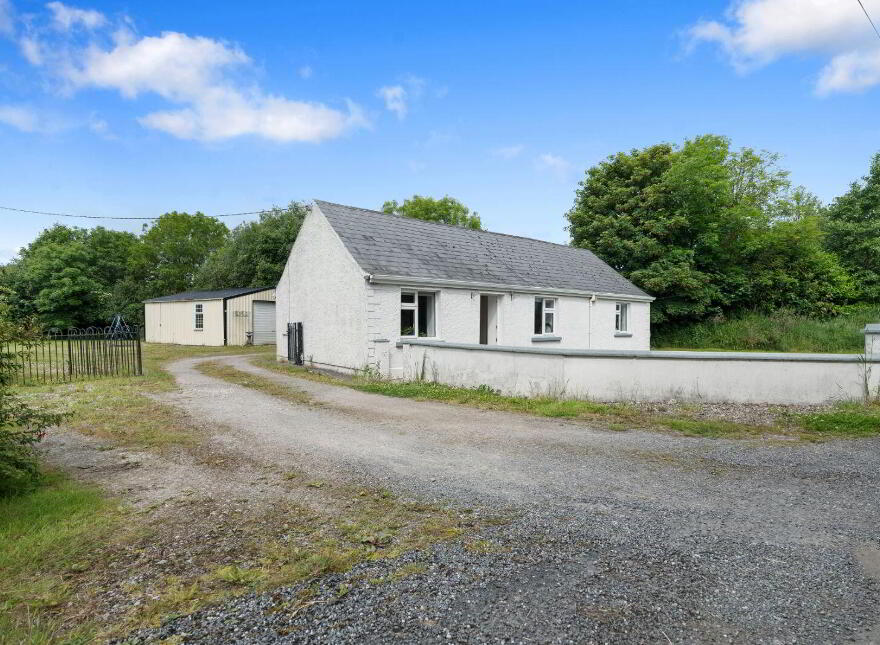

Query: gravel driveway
[[134, 354, 880, 644]]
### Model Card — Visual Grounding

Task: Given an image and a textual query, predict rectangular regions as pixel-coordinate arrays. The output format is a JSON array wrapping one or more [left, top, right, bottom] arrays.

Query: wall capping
[[399, 339, 879, 363]]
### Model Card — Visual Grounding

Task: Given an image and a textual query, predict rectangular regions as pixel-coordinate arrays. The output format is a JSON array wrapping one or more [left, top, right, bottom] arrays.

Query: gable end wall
[[275, 209, 369, 370]]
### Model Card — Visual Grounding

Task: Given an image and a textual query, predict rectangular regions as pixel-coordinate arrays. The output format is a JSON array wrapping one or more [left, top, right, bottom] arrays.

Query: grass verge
[[250, 355, 773, 439], [196, 360, 315, 407], [250, 355, 880, 440], [796, 401, 880, 436], [0, 471, 123, 644], [20, 344, 274, 450]]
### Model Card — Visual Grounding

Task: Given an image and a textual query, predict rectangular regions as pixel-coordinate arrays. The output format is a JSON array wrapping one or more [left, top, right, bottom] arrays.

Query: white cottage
[[276, 201, 653, 375]]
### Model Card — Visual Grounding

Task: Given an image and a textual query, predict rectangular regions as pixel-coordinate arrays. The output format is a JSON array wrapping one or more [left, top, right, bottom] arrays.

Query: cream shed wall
[[225, 289, 276, 346], [144, 300, 225, 346], [275, 209, 370, 371]]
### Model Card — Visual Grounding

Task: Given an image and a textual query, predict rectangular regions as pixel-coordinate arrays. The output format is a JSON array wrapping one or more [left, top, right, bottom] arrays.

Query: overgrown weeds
[[652, 306, 880, 353]]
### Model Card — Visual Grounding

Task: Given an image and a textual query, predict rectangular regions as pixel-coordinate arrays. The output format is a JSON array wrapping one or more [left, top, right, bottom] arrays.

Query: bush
[[652, 306, 880, 353], [0, 304, 65, 496], [0, 427, 47, 497]]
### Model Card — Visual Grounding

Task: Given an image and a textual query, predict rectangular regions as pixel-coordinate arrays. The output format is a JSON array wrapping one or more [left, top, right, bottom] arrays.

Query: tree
[[1, 225, 138, 328], [382, 195, 482, 229], [566, 135, 853, 325], [129, 212, 228, 298], [194, 202, 307, 289], [824, 152, 880, 301]]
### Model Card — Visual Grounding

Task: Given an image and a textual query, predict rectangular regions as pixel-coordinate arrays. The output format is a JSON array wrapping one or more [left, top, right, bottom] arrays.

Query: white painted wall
[[398, 341, 880, 405], [275, 210, 369, 371]]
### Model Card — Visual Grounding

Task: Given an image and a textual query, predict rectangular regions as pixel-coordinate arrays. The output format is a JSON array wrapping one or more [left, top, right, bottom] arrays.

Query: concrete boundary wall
[[395, 339, 880, 405]]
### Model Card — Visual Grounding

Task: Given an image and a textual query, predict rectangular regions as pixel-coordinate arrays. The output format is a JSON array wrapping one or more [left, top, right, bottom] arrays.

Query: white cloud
[[377, 75, 438, 119], [0, 104, 39, 131], [377, 84, 407, 119], [818, 49, 880, 93], [492, 144, 524, 159], [47, 1, 106, 31], [0, 104, 70, 133], [687, 0, 880, 94], [536, 153, 573, 179], [0, 0, 14, 36], [25, 26, 366, 142], [298, 65, 312, 79], [19, 36, 43, 64]]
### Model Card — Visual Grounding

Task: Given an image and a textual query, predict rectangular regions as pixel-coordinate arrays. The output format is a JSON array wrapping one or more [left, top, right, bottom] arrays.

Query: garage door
[[252, 301, 276, 345]]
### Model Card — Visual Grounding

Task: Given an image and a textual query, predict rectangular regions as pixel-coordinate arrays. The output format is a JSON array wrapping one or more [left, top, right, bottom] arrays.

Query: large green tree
[[382, 195, 482, 229], [2, 225, 138, 328], [566, 135, 853, 325], [194, 202, 307, 289], [129, 211, 229, 298], [823, 152, 880, 301]]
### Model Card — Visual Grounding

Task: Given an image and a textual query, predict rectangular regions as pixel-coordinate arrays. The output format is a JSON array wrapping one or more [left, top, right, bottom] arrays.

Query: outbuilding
[[145, 287, 276, 346], [276, 201, 653, 374]]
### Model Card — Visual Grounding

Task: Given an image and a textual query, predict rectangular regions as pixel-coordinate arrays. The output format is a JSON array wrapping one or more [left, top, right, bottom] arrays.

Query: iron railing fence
[[2, 326, 143, 385]]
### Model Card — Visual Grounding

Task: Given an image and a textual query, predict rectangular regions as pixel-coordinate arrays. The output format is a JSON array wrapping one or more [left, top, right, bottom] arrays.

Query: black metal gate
[[288, 322, 304, 365]]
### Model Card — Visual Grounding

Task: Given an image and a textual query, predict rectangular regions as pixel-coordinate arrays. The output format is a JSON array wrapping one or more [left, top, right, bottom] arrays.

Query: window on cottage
[[615, 302, 629, 332], [534, 297, 555, 334], [401, 291, 436, 337], [194, 303, 204, 330]]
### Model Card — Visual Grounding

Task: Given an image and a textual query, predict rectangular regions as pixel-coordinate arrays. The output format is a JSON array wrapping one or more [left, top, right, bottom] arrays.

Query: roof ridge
[[313, 199, 587, 253]]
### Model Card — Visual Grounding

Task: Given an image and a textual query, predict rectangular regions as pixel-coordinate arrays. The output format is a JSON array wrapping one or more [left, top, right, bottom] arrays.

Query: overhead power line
[[856, 0, 880, 41], [0, 205, 283, 220]]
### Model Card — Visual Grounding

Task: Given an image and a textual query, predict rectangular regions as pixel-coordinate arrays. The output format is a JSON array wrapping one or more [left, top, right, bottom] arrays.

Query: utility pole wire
[[0, 205, 290, 220], [856, 0, 880, 41]]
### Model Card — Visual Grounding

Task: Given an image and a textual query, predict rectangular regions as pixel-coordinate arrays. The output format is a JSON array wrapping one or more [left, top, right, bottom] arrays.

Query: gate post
[[865, 324, 880, 357]]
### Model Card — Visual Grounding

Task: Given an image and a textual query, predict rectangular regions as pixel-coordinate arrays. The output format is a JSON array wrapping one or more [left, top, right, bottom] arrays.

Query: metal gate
[[287, 322, 303, 365]]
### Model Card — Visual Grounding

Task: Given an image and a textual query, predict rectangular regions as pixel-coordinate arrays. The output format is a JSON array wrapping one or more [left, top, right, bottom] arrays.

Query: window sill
[[614, 332, 633, 337], [532, 335, 562, 342]]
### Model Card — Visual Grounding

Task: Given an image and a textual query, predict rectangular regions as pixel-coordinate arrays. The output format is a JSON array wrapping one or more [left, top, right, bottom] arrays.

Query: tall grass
[[652, 306, 880, 353]]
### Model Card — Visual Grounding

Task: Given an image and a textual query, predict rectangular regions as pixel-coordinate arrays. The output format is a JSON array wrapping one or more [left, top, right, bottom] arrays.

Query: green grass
[[797, 401, 880, 436], [0, 472, 122, 644], [652, 305, 880, 353]]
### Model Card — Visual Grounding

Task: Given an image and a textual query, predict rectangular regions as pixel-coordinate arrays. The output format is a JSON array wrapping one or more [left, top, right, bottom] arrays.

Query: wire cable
[[856, 0, 880, 41], [0, 205, 285, 220]]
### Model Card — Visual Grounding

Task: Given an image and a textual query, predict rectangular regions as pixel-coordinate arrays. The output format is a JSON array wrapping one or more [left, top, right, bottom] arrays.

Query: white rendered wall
[[275, 210, 369, 371], [397, 341, 880, 405], [368, 285, 650, 376]]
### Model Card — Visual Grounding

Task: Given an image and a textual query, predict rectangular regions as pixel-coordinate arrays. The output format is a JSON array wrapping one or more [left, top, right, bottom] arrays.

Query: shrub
[[0, 302, 65, 496]]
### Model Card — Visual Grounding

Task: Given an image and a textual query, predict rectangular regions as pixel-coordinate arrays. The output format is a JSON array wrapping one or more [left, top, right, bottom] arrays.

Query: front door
[[479, 295, 498, 345]]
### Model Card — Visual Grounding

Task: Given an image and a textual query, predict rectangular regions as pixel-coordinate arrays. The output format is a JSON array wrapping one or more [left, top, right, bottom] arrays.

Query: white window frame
[[534, 297, 556, 335], [400, 290, 437, 338], [615, 302, 630, 333], [193, 302, 204, 331]]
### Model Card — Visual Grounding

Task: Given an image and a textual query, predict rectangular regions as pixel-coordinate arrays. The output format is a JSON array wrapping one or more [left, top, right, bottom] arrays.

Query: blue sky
[[1, 0, 879, 262]]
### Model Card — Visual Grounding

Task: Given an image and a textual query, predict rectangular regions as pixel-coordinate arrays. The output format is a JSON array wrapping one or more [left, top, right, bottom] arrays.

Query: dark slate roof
[[144, 287, 273, 303], [315, 201, 650, 298]]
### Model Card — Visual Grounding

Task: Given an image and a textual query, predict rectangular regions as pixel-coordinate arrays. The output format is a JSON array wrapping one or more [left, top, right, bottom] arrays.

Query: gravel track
[[128, 354, 880, 644]]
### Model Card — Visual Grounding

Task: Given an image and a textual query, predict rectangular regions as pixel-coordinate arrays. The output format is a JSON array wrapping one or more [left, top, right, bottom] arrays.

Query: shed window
[[534, 298, 555, 334], [194, 303, 204, 330], [615, 302, 629, 332], [401, 291, 436, 337]]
